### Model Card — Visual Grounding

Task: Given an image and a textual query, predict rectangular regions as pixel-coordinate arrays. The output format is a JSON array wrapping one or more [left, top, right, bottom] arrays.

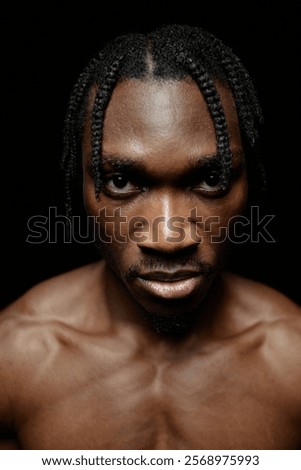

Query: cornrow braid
[[201, 32, 265, 190], [220, 50, 266, 190], [62, 58, 105, 218], [61, 48, 126, 215], [177, 51, 232, 189], [208, 34, 262, 143], [91, 55, 124, 199]]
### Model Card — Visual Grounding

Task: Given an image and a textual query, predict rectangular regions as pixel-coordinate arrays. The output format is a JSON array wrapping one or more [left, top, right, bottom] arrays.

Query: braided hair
[[62, 24, 264, 218]]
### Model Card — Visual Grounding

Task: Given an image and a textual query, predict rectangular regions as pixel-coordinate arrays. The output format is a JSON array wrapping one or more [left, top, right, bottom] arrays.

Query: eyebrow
[[101, 156, 146, 174], [100, 151, 244, 175], [100, 155, 220, 183]]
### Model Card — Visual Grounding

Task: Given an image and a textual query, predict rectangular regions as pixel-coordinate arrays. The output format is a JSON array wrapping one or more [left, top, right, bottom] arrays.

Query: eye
[[193, 170, 227, 195], [202, 171, 222, 188], [103, 173, 141, 197]]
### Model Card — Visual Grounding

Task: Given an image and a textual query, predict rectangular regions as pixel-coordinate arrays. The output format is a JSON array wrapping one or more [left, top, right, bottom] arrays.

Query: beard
[[139, 308, 200, 336]]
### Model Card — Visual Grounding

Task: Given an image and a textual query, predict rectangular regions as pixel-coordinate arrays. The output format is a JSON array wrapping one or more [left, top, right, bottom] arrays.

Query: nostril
[[135, 213, 201, 254]]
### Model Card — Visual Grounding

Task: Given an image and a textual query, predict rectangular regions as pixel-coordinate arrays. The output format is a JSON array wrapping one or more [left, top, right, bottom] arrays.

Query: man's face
[[83, 78, 247, 317]]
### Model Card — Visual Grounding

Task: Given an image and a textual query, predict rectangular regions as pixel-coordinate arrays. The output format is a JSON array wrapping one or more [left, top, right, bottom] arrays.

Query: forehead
[[83, 78, 242, 167]]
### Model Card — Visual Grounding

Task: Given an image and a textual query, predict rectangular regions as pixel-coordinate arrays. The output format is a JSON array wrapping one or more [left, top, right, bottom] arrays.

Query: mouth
[[135, 270, 203, 300]]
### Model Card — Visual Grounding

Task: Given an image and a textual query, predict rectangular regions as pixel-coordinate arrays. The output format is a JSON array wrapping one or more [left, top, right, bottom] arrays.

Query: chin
[[135, 281, 217, 336], [139, 307, 201, 336]]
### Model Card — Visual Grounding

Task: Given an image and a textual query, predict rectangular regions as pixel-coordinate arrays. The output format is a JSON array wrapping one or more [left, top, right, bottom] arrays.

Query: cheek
[[200, 176, 248, 246], [226, 174, 249, 216], [84, 180, 140, 262]]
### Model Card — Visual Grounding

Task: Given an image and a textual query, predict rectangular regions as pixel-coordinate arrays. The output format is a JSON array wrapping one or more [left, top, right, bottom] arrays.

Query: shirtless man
[[1, 24, 300, 450]]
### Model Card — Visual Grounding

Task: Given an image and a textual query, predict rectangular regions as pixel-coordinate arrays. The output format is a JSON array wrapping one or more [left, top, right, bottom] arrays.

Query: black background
[[1, 6, 300, 309]]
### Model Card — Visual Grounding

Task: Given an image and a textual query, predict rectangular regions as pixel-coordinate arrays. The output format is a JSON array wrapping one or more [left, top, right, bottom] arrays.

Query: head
[[62, 24, 264, 330]]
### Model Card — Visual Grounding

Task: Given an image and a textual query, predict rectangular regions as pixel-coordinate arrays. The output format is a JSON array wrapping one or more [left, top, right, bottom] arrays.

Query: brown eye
[[194, 171, 223, 191], [203, 171, 221, 187], [192, 170, 230, 197], [111, 175, 130, 189], [103, 173, 141, 197]]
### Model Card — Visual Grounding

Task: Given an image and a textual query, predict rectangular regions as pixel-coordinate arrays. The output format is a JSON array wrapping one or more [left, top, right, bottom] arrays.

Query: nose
[[136, 194, 200, 254]]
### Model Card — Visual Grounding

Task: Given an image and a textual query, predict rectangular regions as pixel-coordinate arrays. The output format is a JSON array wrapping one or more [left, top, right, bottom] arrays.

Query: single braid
[[62, 57, 105, 217], [177, 52, 232, 188], [210, 37, 262, 143], [91, 56, 124, 198]]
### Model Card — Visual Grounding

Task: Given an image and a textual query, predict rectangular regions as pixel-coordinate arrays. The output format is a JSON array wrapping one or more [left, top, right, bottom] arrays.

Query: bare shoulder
[[0, 261, 105, 371], [222, 272, 301, 402], [1, 261, 104, 327], [222, 271, 300, 317], [222, 271, 301, 333], [0, 260, 104, 383]]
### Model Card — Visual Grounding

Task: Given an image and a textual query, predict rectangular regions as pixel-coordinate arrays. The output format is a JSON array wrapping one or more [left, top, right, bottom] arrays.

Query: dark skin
[[0, 78, 301, 450]]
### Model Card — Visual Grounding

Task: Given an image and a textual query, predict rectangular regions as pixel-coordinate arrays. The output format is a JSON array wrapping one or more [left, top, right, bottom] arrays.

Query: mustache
[[125, 256, 214, 281]]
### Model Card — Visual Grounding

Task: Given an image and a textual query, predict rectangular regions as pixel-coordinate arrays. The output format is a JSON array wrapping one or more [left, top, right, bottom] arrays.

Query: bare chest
[[15, 340, 300, 450]]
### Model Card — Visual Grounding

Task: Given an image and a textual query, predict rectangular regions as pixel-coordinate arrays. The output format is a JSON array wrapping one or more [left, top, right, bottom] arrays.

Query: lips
[[135, 270, 202, 300], [139, 270, 201, 282]]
